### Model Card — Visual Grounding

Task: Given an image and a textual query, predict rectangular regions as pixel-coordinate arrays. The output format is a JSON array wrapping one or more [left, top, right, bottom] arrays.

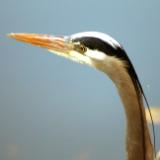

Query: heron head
[[9, 32, 127, 75]]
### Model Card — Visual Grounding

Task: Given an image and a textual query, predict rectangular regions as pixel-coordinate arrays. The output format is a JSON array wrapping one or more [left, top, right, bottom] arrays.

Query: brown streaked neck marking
[[117, 73, 153, 160], [94, 56, 154, 160]]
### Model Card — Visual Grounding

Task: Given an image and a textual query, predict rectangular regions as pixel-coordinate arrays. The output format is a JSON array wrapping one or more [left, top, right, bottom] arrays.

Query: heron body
[[9, 31, 157, 160]]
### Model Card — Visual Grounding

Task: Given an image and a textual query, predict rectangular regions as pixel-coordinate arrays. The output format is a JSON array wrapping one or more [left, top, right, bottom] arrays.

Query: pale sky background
[[0, 0, 160, 160]]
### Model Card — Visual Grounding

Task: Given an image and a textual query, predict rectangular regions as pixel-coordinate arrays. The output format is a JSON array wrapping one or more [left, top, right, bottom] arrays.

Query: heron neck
[[116, 77, 153, 160]]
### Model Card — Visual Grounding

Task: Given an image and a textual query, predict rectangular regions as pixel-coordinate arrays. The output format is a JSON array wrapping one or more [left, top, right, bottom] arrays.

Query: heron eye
[[74, 44, 86, 54]]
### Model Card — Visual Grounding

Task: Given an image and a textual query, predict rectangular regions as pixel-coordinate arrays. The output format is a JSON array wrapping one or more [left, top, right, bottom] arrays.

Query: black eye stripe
[[73, 37, 123, 57], [73, 37, 135, 65]]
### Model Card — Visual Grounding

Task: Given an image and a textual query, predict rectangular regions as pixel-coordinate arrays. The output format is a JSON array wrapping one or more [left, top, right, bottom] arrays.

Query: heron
[[9, 31, 158, 160]]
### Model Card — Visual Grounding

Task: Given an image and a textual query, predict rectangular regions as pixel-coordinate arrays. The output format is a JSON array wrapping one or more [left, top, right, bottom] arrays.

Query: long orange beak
[[8, 33, 74, 53]]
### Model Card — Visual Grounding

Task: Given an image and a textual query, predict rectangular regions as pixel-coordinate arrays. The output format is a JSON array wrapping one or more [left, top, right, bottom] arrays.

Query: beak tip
[[7, 33, 16, 39]]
